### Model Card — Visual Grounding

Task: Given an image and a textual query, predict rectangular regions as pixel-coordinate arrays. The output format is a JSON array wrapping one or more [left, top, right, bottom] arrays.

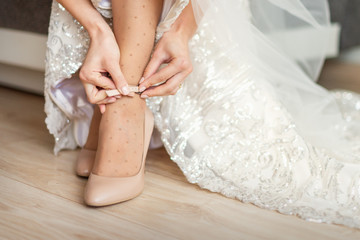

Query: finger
[[107, 63, 130, 95], [80, 68, 116, 90], [139, 60, 180, 91], [142, 51, 166, 81], [98, 75, 116, 89], [141, 72, 186, 98], [83, 83, 108, 104], [99, 104, 106, 114]]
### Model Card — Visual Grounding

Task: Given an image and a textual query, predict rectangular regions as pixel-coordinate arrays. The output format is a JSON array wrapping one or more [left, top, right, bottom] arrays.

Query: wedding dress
[[45, 0, 360, 228]]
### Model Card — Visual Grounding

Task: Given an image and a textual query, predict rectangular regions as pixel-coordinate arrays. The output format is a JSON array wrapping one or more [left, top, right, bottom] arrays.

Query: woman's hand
[[56, 0, 130, 113], [79, 28, 129, 113], [138, 2, 196, 98], [138, 31, 193, 98]]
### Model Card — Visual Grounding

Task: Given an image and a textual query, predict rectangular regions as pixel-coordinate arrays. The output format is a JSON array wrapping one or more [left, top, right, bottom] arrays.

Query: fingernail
[[128, 92, 135, 97], [115, 95, 121, 99], [139, 77, 145, 84], [141, 94, 148, 99], [121, 86, 129, 95], [108, 98, 116, 103], [139, 86, 146, 92]]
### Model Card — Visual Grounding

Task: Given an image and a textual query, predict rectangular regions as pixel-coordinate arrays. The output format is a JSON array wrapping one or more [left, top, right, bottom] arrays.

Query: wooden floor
[[1, 61, 360, 240]]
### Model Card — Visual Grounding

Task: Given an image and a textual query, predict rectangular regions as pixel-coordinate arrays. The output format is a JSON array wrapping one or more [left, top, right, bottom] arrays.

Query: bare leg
[[91, 0, 163, 177]]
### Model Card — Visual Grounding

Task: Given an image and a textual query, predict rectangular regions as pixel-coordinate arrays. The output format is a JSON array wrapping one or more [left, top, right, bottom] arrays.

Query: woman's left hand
[[138, 31, 193, 98]]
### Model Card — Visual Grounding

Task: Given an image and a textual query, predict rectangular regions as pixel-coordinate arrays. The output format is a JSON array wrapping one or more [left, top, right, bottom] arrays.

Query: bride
[[45, 0, 360, 228]]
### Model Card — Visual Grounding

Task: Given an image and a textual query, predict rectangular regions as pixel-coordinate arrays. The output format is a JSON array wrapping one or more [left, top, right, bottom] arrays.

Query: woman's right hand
[[79, 28, 129, 113], [55, 0, 129, 113]]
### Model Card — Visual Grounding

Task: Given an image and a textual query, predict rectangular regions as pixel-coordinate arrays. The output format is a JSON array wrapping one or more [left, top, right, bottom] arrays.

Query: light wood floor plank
[[319, 60, 360, 92], [0, 87, 49, 147], [0, 175, 176, 240]]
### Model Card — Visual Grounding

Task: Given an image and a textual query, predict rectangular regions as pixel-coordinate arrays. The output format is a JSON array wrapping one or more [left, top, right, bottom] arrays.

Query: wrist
[[87, 19, 113, 41], [166, 2, 197, 42], [167, 23, 193, 42]]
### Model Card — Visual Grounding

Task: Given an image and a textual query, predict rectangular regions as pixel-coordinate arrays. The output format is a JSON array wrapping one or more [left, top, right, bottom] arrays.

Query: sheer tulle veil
[[191, 0, 330, 79], [190, 0, 358, 157]]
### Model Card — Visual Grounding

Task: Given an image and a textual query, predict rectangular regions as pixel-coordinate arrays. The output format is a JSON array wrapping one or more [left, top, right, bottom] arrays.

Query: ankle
[[119, 94, 146, 106], [106, 95, 146, 114]]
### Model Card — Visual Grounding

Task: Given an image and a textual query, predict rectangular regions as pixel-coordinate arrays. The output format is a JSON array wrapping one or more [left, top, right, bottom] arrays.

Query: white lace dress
[[45, 0, 360, 228]]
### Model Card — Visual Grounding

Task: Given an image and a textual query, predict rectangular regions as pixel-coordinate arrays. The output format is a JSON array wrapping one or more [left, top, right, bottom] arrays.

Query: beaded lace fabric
[[45, 0, 360, 228]]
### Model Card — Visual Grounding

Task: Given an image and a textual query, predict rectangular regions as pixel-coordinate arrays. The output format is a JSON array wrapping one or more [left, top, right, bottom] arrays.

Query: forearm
[[167, 1, 197, 41], [56, 0, 113, 39]]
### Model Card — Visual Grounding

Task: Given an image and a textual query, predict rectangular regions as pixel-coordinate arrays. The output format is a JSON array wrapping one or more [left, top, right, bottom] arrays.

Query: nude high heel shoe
[[76, 148, 96, 177], [83, 107, 154, 206]]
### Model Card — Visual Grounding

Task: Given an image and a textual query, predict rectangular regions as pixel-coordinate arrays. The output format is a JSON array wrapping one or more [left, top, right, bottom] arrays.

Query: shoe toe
[[84, 173, 145, 206], [76, 158, 92, 177], [76, 149, 96, 177]]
